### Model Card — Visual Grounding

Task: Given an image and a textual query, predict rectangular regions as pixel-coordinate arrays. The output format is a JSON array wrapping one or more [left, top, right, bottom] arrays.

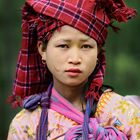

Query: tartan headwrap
[[9, 0, 136, 107]]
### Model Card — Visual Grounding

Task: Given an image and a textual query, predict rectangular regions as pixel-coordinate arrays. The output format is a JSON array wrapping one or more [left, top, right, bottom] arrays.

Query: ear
[[37, 41, 46, 60]]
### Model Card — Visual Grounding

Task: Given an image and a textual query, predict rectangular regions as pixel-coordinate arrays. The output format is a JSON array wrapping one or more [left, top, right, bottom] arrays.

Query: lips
[[65, 68, 82, 73], [65, 68, 82, 77]]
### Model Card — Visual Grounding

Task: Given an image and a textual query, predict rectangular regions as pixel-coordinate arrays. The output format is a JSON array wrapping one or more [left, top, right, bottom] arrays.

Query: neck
[[53, 80, 87, 112]]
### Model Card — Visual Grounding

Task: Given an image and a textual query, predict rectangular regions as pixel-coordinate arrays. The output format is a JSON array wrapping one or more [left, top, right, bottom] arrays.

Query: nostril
[[68, 58, 81, 64]]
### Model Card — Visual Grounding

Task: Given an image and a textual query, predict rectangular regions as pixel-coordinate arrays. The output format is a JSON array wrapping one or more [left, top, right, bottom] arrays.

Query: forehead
[[50, 25, 97, 43]]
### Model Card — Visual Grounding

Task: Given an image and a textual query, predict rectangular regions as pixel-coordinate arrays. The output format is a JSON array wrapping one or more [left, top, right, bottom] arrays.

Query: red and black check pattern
[[27, 0, 109, 46], [9, 0, 136, 107]]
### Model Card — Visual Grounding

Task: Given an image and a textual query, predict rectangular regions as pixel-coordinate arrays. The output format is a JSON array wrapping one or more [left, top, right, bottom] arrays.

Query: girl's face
[[38, 25, 98, 87]]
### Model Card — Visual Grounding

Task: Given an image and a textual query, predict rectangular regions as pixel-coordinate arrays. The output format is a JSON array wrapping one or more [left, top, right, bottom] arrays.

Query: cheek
[[88, 60, 97, 72], [46, 53, 63, 73], [85, 55, 97, 74]]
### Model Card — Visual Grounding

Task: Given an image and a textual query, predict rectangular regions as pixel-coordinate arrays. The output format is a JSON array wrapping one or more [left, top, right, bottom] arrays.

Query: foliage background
[[0, 0, 140, 139]]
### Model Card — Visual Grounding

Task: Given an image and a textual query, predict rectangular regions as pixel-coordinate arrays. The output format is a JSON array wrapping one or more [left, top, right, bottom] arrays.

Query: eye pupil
[[57, 44, 69, 48], [82, 45, 92, 48], [62, 45, 68, 48], [84, 45, 89, 48]]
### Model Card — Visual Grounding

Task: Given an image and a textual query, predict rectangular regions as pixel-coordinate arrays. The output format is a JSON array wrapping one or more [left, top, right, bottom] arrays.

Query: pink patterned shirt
[[7, 89, 140, 140]]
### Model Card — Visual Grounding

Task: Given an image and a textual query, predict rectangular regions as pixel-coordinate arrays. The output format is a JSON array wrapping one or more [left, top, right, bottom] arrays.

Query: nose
[[68, 49, 81, 65]]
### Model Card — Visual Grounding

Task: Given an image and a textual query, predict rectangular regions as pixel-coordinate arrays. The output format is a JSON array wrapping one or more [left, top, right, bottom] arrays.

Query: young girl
[[7, 0, 140, 139]]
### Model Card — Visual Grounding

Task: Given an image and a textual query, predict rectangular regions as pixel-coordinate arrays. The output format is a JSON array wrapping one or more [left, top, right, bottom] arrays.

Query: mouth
[[65, 68, 82, 77]]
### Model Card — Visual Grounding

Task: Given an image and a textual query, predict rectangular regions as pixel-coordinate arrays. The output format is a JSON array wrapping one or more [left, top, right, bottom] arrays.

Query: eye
[[56, 44, 69, 48], [81, 44, 93, 49]]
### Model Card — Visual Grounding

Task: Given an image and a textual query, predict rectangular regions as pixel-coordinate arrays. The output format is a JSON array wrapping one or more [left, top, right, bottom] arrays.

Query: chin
[[64, 80, 87, 87]]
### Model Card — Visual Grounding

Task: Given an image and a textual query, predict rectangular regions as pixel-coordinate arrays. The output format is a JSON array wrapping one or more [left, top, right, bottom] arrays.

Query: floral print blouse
[[7, 91, 140, 140]]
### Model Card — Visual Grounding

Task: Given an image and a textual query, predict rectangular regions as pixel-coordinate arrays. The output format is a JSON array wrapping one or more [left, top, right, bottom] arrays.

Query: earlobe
[[37, 41, 46, 60], [37, 41, 47, 65]]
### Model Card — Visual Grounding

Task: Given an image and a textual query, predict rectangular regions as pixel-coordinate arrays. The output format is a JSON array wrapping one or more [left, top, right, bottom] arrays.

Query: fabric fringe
[[96, 0, 137, 22]]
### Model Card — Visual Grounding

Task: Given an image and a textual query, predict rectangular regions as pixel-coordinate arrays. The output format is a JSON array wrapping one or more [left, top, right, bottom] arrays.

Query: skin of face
[[38, 25, 98, 89]]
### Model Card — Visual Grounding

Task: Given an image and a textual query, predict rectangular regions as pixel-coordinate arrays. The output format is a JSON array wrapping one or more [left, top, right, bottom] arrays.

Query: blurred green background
[[0, 0, 140, 139]]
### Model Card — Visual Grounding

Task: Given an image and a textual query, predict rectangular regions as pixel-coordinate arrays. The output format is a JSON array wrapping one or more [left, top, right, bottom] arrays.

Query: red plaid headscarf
[[9, 0, 136, 107]]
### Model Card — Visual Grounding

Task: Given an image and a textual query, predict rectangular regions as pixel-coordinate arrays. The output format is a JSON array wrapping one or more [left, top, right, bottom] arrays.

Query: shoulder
[[98, 90, 140, 111], [11, 107, 41, 125], [7, 107, 41, 140], [96, 90, 139, 115], [125, 95, 140, 109], [95, 90, 140, 139]]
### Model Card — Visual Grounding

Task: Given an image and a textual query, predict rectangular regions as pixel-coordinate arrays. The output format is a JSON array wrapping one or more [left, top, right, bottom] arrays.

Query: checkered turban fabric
[[9, 0, 136, 107]]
